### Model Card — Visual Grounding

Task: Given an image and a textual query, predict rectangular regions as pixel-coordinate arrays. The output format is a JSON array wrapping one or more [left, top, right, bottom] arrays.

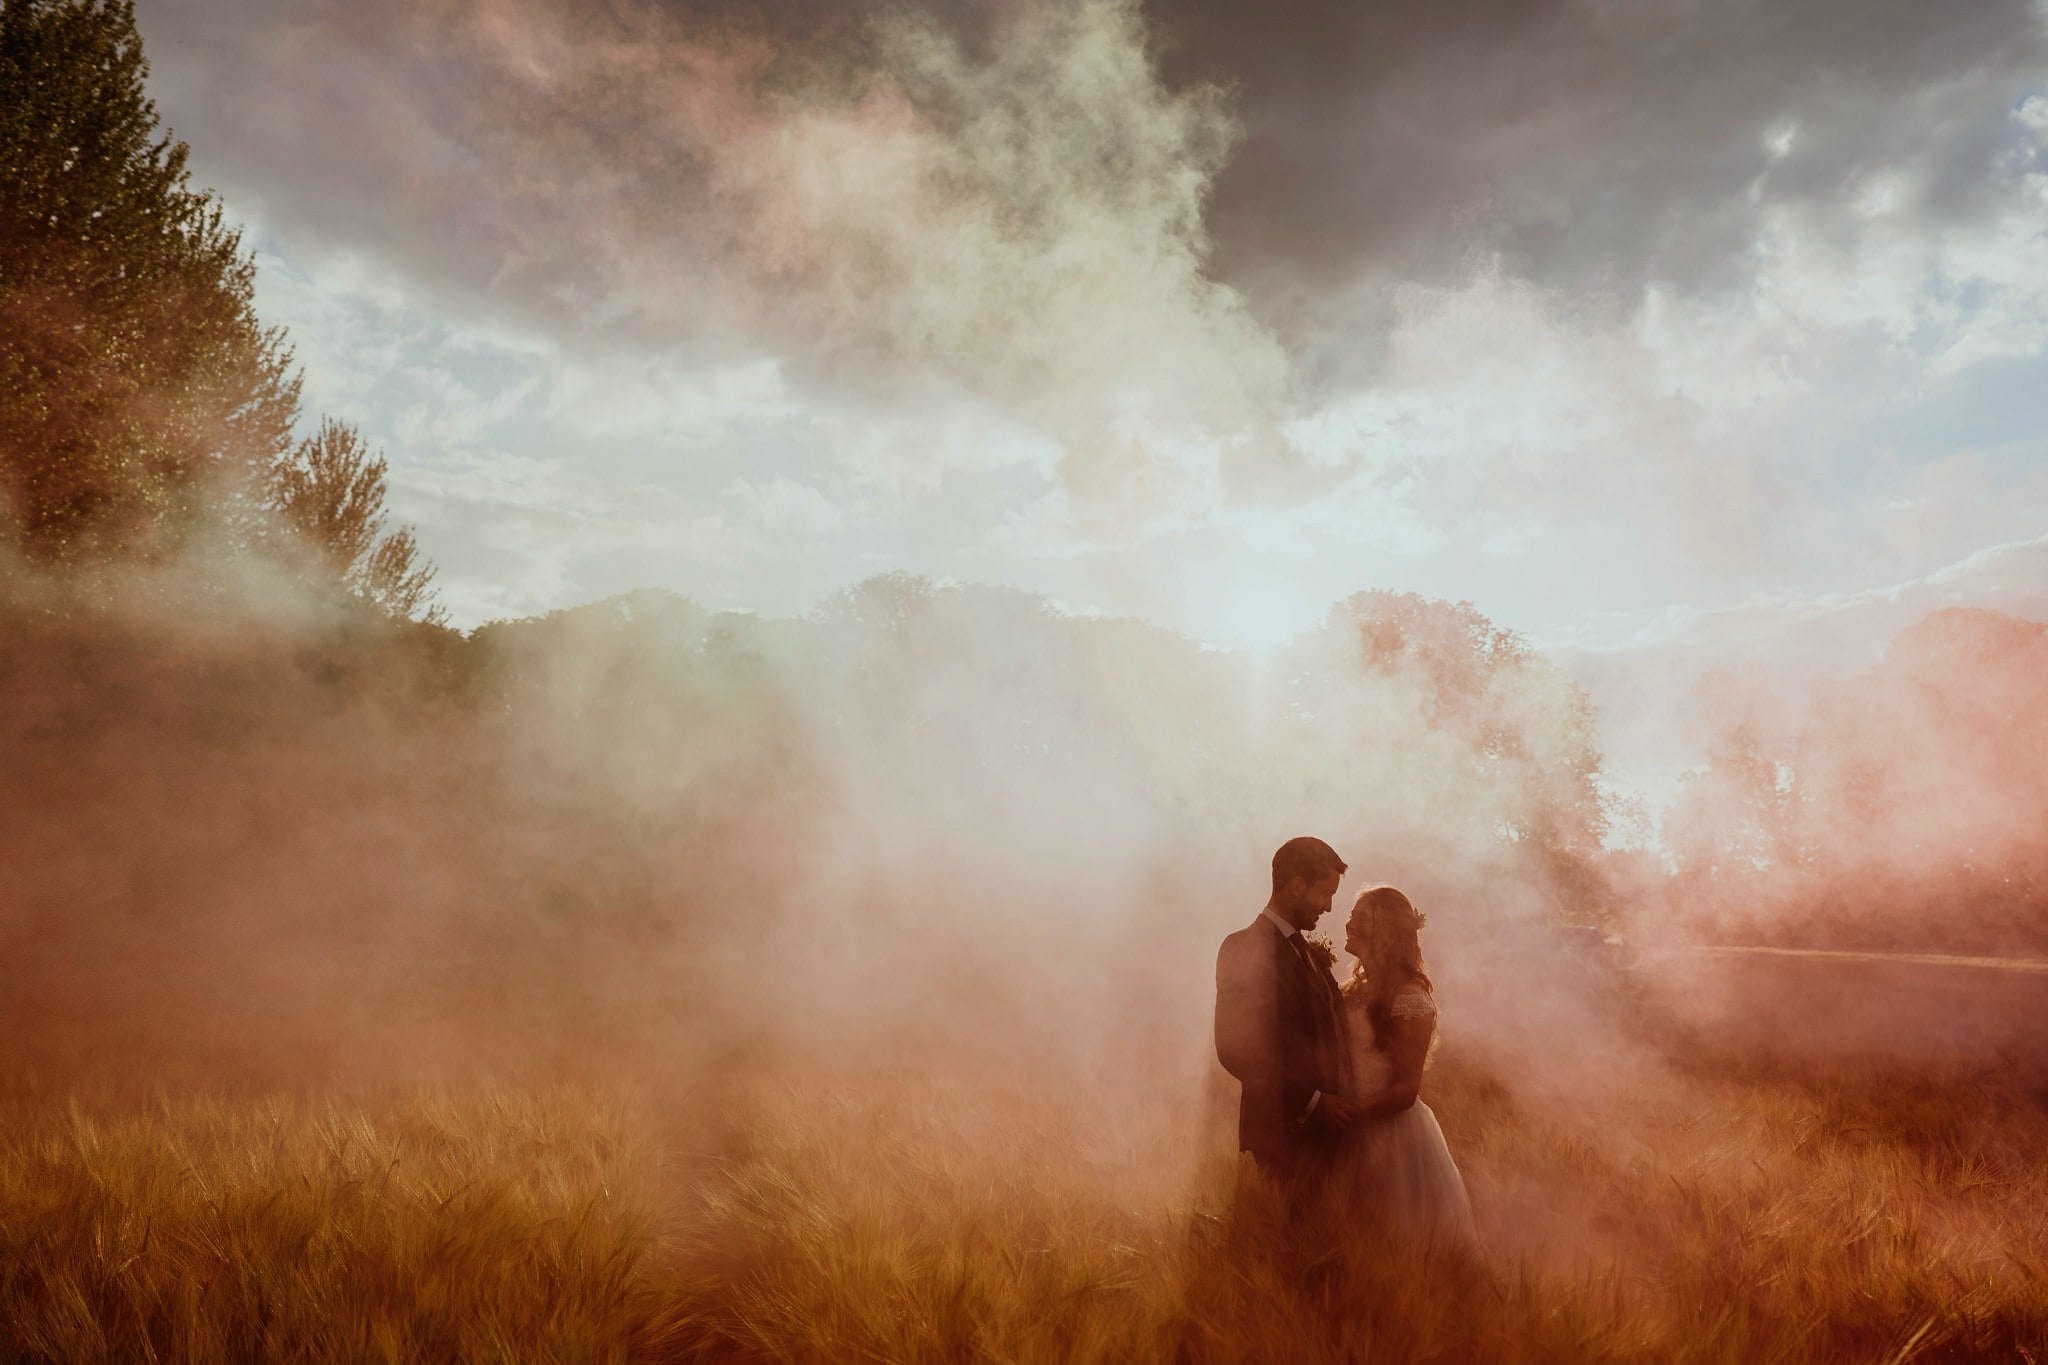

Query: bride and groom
[[1214, 835, 1475, 1245]]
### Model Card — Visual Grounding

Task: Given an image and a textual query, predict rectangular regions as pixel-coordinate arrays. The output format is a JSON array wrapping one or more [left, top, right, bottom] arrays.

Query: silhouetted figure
[[1214, 836, 1363, 1185]]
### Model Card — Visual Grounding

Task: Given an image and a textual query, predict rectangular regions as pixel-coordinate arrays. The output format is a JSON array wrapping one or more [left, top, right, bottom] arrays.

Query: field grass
[[1, 1052, 2044, 1362]]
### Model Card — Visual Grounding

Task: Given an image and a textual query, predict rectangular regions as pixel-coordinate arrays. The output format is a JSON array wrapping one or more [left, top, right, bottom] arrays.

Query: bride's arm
[[1358, 1000, 1433, 1118]]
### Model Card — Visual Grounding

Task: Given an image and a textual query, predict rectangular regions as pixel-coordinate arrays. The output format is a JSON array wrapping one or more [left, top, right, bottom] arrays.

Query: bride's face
[[1342, 909, 1367, 960]]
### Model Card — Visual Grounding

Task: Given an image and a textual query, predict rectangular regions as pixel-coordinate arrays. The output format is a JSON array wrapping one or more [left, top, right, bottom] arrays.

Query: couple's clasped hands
[[1315, 1093, 1368, 1129]]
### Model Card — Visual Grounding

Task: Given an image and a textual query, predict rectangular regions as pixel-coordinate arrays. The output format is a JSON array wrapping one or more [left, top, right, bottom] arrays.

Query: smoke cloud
[[138, 0, 1312, 529], [0, 564, 1630, 1105]]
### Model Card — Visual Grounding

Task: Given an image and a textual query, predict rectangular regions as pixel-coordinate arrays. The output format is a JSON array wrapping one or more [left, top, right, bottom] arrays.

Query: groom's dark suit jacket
[[1215, 912, 1349, 1173]]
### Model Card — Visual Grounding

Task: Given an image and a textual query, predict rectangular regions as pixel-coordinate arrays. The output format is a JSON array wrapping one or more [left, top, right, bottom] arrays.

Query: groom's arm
[[1213, 932, 1272, 1084], [1214, 934, 1328, 1118]]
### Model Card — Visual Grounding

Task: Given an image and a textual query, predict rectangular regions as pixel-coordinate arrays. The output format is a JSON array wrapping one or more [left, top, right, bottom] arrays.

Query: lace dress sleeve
[[1388, 991, 1437, 1020], [1387, 990, 1440, 1068]]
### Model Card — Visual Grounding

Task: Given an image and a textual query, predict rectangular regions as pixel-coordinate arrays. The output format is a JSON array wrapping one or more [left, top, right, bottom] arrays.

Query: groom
[[1215, 836, 1362, 1181]]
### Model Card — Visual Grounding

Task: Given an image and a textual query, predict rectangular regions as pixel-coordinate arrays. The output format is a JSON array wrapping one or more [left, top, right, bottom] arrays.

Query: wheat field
[[3, 1044, 2043, 1363]]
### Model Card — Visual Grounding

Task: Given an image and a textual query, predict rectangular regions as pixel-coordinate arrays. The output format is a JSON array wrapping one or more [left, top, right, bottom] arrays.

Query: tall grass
[[0, 1090, 666, 1361], [2, 1055, 2044, 1361]]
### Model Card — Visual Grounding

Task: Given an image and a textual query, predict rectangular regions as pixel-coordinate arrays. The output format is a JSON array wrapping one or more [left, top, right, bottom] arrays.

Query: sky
[[133, 0, 2048, 674]]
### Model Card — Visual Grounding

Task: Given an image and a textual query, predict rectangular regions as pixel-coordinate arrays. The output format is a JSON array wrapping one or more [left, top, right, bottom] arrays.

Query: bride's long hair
[[1345, 885, 1433, 1039]]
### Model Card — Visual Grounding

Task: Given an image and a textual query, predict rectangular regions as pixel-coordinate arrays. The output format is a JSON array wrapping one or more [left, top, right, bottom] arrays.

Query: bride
[[1335, 885, 1477, 1249]]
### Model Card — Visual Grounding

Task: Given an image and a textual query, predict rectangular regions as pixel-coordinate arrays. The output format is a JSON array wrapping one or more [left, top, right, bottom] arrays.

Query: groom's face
[[1282, 868, 1343, 930]]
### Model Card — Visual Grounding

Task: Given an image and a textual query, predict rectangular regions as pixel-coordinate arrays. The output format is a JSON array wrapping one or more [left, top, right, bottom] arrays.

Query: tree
[[1653, 610, 2048, 952], [1272, 592, 1613, 921], [1666, 710, 1797, 884], [270, 418, 444, 625], [0, 0, 298, 562]]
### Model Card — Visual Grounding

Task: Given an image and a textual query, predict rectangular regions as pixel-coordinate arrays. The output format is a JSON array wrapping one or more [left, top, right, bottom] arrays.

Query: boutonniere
[[1301, 932, 1337, 973]]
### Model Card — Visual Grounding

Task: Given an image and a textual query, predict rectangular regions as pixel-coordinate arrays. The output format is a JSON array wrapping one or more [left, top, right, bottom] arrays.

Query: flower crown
[[1362, 895, 1426, 931]]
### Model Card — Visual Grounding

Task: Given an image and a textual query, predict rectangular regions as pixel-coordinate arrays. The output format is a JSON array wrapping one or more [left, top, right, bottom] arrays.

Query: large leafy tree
[[0, 0, 299, 562], [1271, 591, 1613, 920]]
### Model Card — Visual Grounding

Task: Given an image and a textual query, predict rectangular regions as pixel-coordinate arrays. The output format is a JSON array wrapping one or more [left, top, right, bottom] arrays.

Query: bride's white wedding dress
[[1339, 987, 1477, 1250]]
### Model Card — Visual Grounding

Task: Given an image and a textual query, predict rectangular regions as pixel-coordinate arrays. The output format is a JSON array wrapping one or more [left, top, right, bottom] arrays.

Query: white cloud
[[539, 355, 796, 440], [391, 449, 755, 623], [723, 476, 848, 538]]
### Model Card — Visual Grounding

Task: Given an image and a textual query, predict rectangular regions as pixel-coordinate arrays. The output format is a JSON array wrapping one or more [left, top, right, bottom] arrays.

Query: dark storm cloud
[[1141, 0, 2047, 372], [143, 1, 2046, 382]]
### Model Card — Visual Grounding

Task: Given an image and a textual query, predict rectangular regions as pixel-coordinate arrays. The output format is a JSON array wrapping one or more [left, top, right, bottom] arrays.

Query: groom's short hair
[[1271, 836, 1347, 894]]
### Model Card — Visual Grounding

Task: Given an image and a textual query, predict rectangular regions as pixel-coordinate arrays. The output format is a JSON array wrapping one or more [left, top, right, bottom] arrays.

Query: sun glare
[[1205, 575, 1322, 661]]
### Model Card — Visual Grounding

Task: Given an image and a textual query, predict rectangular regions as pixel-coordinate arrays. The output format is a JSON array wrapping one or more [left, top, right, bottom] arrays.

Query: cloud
[[1143, 0, 2048, 375], [723, 475, 847, 539], [136, 0, 2048, 657], [141, 0, 1315, 526]]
